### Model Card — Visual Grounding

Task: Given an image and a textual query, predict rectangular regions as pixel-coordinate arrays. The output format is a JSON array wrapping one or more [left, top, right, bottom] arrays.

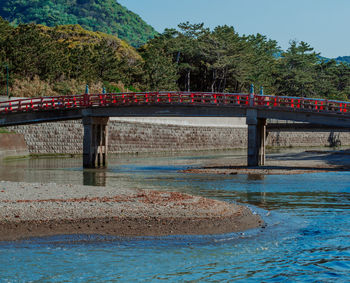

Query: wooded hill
[[0, 17, 143, 97], [0, 18, 349, 101], [0, 0, 157, 47]]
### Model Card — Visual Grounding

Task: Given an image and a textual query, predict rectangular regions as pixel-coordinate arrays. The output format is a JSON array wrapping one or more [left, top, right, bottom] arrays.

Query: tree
[[246, 33, 280, 94], [203, 25, 251, 92], [4, 24, 68, 81], [0, 17, 13, 94], [92, 39, 122, 82], [316, 61, 350, 100], [275, 41, 319, 97], [68, 44, 95, 81], [140, 42, 178, 91], [0, 16, 13, 40], [171, 23, 209, 91], [314, 60, 339, 99]]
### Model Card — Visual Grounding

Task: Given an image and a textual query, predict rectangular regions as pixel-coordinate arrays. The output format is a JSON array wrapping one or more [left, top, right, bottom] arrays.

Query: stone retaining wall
[[9, 121, 247, 154], [8, 120, 350, 154], [267, 131, 348, 148]]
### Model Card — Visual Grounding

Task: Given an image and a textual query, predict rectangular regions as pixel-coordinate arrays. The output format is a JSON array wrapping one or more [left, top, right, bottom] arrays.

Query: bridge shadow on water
[[196, 149, 350, 175], [268, 149, 350, 169]]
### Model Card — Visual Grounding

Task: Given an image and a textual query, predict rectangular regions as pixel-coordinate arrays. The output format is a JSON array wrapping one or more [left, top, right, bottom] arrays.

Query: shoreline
[[182, 150, 350, 175], [0, 181, 262, 241], [182, 165, 350, 175]]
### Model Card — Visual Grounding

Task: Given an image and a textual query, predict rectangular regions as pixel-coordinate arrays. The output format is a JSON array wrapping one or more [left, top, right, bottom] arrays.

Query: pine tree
[[275, 41, 319, 97]]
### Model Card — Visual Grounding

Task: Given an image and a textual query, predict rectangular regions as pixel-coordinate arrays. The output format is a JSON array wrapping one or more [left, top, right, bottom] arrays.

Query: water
[[0, 151, 350, 282]]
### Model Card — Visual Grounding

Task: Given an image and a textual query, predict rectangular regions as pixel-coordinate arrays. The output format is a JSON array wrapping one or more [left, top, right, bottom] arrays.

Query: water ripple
[[1, 154, 350, 281]]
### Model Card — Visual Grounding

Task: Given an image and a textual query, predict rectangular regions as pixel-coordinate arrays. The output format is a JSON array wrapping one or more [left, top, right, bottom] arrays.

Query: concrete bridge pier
[[247, 109, 266, 166], [83, 117, 109, 168]]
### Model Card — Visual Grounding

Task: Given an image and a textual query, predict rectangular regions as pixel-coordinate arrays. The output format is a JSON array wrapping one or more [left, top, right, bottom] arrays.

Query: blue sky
[[118, 0, 349, 58]]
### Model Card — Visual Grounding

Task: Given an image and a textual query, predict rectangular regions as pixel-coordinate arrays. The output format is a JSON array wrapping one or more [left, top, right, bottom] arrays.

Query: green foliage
[[140, 44, 178, 91], [5, 24, 69, 81], [0, 0, 158, 47], [142, 23, 350, 100], [0, 18, 143, 96], [0, 15, 349, 101], [0, 17, 12, 88], [142, 23, 278, 93], [273, 41, 350, 99], [274, 41, 319, 97], [0, 17, 13, 40], [0, 128, 14, 134], [204, 25, 252, 92], [0, 19, 12, 95], [246, 33, 280, 93]]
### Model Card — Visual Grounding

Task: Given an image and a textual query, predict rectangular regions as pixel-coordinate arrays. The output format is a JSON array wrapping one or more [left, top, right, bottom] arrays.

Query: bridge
[[1, 91, 350, 168]]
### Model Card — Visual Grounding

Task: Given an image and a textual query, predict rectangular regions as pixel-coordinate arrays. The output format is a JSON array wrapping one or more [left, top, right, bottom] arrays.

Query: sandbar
[[0, 181, 262, 241]]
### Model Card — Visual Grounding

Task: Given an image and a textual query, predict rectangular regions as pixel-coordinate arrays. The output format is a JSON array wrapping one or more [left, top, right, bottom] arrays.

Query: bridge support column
[[83, 117, 109, 168], [247, 109, 266, 167]]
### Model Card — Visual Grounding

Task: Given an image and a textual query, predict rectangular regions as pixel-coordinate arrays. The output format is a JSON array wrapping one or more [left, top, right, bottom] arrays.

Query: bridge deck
[[1, 91, 349, 168], [0, 92, 350, 128]]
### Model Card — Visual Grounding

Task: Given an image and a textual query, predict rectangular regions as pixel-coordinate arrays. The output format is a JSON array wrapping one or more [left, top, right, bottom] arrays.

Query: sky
[[118, 0, 349, 58]]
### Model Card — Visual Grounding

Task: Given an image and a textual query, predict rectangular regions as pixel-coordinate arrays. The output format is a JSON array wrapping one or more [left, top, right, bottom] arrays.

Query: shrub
[[10, 76, 57, 97]]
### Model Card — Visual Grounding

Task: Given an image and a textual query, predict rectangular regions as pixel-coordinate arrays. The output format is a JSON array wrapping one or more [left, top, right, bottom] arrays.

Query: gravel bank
[[0, 181, 262, 241]]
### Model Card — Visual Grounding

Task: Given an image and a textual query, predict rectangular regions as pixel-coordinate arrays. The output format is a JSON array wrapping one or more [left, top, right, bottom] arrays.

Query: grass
[[3, 155, 30, 161], [29, 153, 78, 159], [2, 153, 78, 162], [0, 128, 15, 134]]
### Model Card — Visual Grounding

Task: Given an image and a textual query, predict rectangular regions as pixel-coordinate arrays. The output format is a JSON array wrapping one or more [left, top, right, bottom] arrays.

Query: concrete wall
[[7, 119, 350, 155], [0, 133, 29, 158]]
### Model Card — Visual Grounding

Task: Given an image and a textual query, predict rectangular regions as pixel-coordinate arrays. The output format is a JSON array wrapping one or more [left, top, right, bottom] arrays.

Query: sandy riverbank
[[0, 181, 262, 241], [182, 149, 350, 175]]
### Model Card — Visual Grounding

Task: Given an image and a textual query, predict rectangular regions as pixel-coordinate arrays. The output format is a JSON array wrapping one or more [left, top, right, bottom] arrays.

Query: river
[[0, 150, 349, 282]]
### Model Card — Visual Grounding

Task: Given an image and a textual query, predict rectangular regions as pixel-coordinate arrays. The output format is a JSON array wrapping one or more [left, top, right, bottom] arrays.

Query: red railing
[[0, 92, 349, 115], [253, 94, 350, 113]]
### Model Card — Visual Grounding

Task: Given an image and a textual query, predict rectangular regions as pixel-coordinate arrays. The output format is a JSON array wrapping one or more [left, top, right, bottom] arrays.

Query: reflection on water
[[83, 170, 107, 186], [247, 174, 265, 181], [0, 150, 350, 282]]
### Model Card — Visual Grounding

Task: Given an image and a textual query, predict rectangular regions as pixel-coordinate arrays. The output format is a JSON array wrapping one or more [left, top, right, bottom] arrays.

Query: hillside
[[0, 17, 144, 97], [335, 56, 350, 64], [318, 55, 350, 65], [0, 0, 157, 47], [39, 24, 141, 60]]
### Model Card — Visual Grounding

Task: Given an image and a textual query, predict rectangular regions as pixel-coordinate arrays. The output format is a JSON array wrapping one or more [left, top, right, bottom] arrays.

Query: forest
[[0, 17, 349, 100]]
